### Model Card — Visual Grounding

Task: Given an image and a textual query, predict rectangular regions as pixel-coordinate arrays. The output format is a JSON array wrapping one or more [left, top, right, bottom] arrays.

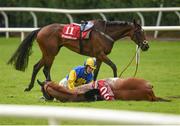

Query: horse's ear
[[37, 79, 44, 86]]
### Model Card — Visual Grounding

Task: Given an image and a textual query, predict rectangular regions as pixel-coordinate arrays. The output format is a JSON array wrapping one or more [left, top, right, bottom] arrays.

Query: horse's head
[[37, 79, 54, 101], [130, 20, 149, 51]]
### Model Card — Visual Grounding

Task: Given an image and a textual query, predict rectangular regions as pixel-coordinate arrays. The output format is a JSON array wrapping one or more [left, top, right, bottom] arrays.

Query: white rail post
[[99, 13, 107, 21], [30, 11, 38, 28], [154, 4, 163, 38], [48, 118, 59, 125], [21, 32, 25, 41], [0, 11, 9, 38], [65, 13, 73, 23], [175, 11, 180, 24]]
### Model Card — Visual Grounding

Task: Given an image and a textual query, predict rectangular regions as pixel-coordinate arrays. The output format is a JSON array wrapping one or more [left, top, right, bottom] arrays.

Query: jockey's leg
[[59, 78, 68, 88]]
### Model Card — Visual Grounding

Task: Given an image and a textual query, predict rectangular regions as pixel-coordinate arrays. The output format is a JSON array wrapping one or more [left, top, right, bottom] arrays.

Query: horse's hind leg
[[43, 46, 62, 81], [43, 56, 55, 81], [24, 59, 44, 91]]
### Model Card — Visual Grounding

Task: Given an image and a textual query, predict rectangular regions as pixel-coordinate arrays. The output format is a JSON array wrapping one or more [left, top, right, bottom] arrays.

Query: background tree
[[0, 0, 179, 27]]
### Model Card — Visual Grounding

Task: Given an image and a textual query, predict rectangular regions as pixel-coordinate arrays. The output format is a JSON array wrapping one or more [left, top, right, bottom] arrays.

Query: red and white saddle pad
[[93, 80, 115, 101], [61, 23, 91, 40]]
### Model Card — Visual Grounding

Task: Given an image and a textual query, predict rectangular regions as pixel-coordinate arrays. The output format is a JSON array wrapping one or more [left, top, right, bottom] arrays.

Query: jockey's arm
[[67, 70, 77, 90]]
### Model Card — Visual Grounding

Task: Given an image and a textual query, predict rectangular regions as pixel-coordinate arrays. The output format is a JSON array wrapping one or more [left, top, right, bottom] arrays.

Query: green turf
[[0, 38, 180, 125]]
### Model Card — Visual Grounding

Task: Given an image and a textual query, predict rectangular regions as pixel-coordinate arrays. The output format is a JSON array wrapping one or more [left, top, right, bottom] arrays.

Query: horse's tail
[[7, 29, 41, 71]]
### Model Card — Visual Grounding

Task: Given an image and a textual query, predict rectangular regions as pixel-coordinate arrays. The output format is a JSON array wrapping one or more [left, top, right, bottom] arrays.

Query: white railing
[[0, 104, 180, 125], [0, 26, 180, 41], [0, 7, 180, 38], [0, 28, 38, 40], [1, 7, 180, 23]]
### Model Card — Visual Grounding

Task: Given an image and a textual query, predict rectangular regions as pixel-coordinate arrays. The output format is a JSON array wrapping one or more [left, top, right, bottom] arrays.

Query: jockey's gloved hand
[[92, 81, 98, 89]]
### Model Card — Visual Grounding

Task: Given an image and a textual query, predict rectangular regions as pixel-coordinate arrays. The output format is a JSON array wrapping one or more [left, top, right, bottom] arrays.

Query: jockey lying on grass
[[59, 57, 96, 90]]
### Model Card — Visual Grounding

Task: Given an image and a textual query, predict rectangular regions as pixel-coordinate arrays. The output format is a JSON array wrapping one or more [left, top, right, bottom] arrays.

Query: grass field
[[0, 38, 180, 125]]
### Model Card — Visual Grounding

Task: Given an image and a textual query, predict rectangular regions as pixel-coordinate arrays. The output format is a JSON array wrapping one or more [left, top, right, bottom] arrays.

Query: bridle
[[103, 21, 107, 33], [131, 29, 148, 48], [119, 28, 149, 77]]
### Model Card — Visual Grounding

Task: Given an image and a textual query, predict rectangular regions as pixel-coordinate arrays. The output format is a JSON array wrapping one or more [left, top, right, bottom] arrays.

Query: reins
[[93, 21, 115, 42], [95, 20, 141, 77], [119, 46, 140, 78]]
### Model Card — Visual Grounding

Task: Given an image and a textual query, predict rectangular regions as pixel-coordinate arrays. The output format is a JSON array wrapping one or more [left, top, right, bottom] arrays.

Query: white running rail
[[0, 104, 180, 125], [0, 7, 180, 38], [0, 26, 180, 40]]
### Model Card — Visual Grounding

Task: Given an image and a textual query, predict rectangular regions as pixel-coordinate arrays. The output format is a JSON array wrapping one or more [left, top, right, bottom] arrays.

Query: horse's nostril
[[145, 46, 149, 51], [141, 44, 149, 51], [147, 45, 149, 49]]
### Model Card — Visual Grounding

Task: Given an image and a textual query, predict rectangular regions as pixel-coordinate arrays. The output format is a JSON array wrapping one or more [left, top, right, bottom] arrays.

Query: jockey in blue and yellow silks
[[59, 57, 96, 90]]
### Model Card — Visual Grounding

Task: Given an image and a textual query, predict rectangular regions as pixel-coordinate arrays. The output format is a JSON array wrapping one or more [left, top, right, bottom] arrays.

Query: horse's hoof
[[24, 88, 30, 92]]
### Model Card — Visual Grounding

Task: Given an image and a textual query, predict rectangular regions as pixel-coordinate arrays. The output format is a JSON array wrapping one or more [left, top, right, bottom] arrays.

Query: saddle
[[61, 21, 94, 53], [61, 21, 94, 40]]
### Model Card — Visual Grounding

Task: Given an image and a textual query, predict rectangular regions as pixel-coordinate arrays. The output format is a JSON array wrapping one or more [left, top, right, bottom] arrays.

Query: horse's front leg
[[100, 54, 117, 77], [93, 59, 102, 81]]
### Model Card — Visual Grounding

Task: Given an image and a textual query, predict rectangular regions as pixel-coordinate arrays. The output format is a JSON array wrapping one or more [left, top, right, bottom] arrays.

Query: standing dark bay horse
[[8, 19, 149, 91], [37, 77, 168, 102]]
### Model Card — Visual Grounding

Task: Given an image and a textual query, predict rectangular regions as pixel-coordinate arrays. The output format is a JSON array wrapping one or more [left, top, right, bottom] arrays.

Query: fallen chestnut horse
[[38, 77, 169, 102]]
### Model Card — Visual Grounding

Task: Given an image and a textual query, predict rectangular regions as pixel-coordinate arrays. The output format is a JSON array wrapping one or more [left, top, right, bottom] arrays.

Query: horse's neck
[[105, 23, 133, 41]]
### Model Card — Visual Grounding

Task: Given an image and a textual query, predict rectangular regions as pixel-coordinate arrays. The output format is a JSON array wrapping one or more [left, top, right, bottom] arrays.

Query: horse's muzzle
[[141, 41, 149, 51]]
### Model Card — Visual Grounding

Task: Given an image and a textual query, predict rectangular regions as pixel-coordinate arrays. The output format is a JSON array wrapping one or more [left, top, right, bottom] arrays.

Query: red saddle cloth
[[61, 23, 91, 40], [96, 80, 115, 101]]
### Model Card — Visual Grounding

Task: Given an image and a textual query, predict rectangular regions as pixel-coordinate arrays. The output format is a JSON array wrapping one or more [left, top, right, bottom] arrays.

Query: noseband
[[143, 40, 148, 45], [132, 30, 148, 47]]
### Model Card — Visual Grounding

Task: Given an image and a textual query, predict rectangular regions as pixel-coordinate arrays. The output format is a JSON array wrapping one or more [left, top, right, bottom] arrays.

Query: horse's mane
[[94, 20, 132, 31], [106, 20, 132, 26], [95, 20, 131, 26], [95, 20, 143, 30]]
